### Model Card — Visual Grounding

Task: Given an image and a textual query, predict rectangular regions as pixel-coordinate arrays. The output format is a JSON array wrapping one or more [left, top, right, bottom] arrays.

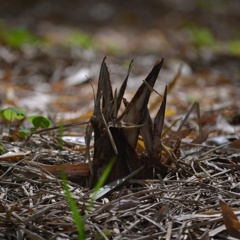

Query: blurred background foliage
[[0, 0, 239, 56]]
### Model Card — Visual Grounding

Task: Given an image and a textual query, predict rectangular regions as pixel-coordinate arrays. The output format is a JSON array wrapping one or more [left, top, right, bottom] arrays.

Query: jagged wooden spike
[[94, 57, 106, 116], [118, 59, 164, 149], [140, 110, 154, 156], [152, 86, 167, 156], [92, 57, 113, 140], [116, 59, 133, 114], [101, 61, 113, 122]]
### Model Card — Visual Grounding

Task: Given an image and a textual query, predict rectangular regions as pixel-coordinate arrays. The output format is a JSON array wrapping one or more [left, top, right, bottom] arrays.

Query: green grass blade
[[59, 118, 85, 239], [94, 157, 115, 192], [89, 157, 116, 207], [62, 172, 85, 240]]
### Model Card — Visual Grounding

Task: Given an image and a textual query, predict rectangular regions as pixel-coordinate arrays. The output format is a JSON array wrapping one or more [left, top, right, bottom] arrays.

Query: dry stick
[[173, 102, 201, 140], [84, 79, 96, 171], [26, 121, 89, 141], [161, 143, 180, 169], [198, 142, 230, 158], [92, 224, 109, 240], [142, 79, 162, 97], [195, 102, 203, 136], [87, 78, 96, 102], [87, 187, 195, 218], [0, 181, 22, 186], [110, 122, 145, 129], [165, 221, 173, 240], [136, 212, 165, 231], [100, 108, 118, 155], [162, 117, 182, 137], [18, 226, 45, 240], [84, 121, 94, 176], [135, 216, 224, 240], [137, 202, 163, 214], [168, 63, 182, 92], [23, 201, 66, 224], [0, 153, 37, 179]]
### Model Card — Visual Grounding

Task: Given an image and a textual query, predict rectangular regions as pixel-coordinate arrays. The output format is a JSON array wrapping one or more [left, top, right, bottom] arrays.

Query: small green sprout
[[27, 115, 52, 130], [0, 107, 25, 122]]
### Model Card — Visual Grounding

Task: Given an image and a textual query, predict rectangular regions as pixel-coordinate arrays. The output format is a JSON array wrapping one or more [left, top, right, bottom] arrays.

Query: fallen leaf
[[228, 139, 240, 151], [220, 199, 240, 238], [191, 130, 209, 144], [41, 163, 90, 184], [0, 151, 31, 161], [109, 197, 140, 211]]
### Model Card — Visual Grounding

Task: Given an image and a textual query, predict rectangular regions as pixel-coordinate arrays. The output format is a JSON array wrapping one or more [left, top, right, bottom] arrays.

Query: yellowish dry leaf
[[220, 200, 240, 238], [0, 151, 31, 162]]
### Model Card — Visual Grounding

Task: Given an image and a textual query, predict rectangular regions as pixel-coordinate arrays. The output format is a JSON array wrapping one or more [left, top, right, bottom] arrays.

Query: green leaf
[[186, 26, 215, 48], [0, 145, 4, 155], [67, 31, 95, 48], [105, 44, 122, 56], [0, 107, 25, 122], [0, 20, 45, 48], [28, 115, 52, 129], [18, 128, 31, 139], [58, 119, 64, 151], [229, 40, 240, 56]]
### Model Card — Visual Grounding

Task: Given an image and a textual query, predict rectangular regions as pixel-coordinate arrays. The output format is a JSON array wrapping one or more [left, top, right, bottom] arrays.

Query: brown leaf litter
[[0, 59, 240, 239]]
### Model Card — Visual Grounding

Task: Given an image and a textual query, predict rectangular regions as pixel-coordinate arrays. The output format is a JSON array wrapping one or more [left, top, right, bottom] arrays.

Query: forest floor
[[0, 1, 240, 239]]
